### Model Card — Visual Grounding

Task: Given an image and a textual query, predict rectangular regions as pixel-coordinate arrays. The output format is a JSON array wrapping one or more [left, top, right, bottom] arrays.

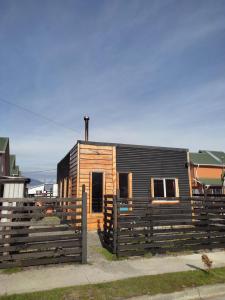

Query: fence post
[[113, 196, 118, 255], [204, 190, 211, 249], [82, 185, 87, 264]]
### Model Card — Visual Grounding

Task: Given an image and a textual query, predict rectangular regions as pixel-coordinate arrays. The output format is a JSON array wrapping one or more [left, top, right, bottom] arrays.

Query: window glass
[[119, 173, 129, 198], [92, 172, 103, 213], [166, 179, 176, 197], [154, 179, 164, 197], [0, 156, 3, 175], [0, 184, 4, 198]]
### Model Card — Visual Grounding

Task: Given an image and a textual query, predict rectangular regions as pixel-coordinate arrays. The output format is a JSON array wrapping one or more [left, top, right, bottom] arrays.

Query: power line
[[0, 97, 78, 133], [22, 169, 57, 174]]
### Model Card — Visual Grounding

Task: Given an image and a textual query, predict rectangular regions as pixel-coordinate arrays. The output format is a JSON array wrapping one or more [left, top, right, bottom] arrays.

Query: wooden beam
[[128, 173, 133, 198], [112, 147, 117, 195]]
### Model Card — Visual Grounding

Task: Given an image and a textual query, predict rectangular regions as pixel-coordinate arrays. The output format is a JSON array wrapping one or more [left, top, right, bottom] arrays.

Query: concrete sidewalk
[[0, 250, 225, 296]]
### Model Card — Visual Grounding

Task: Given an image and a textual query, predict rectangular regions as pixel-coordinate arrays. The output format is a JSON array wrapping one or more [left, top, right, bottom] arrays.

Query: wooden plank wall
[[78, 144, 116, 230]]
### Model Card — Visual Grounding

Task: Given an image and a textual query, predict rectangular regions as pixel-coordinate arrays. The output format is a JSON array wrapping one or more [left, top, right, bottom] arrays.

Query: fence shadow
[[186, 263, 208, 273]]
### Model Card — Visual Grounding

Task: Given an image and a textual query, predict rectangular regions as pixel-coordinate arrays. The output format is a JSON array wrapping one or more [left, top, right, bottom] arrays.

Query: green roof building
[[10, 155, 20, 176], [0, 137, 21, 177], [0, 137, 10, 176], [190, 150, 225, 167], [190, 150, 225, 192]]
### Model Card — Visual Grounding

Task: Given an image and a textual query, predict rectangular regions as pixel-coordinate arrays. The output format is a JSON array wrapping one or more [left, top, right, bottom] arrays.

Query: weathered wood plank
[[0, 256, 82, 269], [0, 239, 82, 253]]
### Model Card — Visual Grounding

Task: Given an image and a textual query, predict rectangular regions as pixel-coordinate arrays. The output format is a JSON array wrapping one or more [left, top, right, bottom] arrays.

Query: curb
[[128, 283, 225, 299]]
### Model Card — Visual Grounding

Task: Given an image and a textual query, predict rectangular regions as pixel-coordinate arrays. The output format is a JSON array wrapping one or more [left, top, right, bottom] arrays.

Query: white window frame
[[153, 178, 178, 198]]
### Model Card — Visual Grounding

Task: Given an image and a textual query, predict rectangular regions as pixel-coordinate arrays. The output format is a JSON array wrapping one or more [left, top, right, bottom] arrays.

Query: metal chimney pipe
[[84, 115, 90, 142]]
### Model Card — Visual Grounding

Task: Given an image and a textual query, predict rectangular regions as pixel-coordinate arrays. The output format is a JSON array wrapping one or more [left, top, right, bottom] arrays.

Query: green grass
[[95, 247, 118, 261], [37, 216, 60, 225], [143, 252, 153, 258], [0, 267, 23, 275], [1, 267, 225, 300]]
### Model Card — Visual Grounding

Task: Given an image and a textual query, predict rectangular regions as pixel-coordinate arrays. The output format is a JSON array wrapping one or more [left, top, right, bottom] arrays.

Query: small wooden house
[[190, 150, 225, 194], [57, 140, 191, 230], [0, 175, 30, 198]]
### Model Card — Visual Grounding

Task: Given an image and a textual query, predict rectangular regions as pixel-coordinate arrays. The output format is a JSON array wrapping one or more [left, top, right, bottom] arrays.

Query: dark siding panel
[[70, 145, 78, 197], [116, 146, 190, 197], [57, 153, 70, 183], [57, 144, 78, 198]]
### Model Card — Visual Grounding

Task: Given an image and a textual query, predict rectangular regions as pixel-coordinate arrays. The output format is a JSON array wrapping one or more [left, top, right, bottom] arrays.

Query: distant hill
[[28, 178, 44, 187]]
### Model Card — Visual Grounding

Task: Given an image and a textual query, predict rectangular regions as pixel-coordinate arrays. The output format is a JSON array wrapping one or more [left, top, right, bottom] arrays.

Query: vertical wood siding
[[78, 144, 116, 214], [77, 143, 116, 230], [116, 146, 190, 197]]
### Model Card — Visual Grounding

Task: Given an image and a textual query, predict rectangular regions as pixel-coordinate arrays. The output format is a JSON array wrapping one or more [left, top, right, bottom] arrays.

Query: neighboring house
[[0, 138, 20, 177], [0, 137, 10, 176], [9, 155, 20, 176], [28, 183, 58, 197], [0, 175, 30, 198], [57, 140, 191, 230], [190, 150, 225, 194], [0, 136, 29, 198]]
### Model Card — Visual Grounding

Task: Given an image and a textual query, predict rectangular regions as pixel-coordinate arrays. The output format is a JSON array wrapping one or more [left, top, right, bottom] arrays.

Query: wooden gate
[[0, 193, 87, 268]]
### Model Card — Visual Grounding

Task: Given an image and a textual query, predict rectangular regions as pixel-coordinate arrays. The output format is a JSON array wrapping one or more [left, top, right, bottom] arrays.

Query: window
[[210, 187, 222, 195], [0, 184, 4, 198], [92, 172, 103, 213], [153, 178, 178, 198], [166, 179, 176, 197], [154, 180, 164, 197], [0, 156, 3, 175], [119, 173, 129, 198]]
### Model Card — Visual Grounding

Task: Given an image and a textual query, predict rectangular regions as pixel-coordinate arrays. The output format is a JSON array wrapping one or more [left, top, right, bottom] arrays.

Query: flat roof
[[77, 140, 188, 152], [0, 176, 30, 184]]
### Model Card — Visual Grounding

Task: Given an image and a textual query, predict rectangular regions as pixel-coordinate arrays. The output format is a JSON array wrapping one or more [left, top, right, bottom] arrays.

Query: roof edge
[[191, 162, 224, 167], [0, 137, 9, 152], [77, 140, 189, 152]]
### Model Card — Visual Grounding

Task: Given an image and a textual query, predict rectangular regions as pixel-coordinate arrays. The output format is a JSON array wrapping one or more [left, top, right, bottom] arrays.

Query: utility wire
[[22, 169, 57, 174], [0, 97, 78, 133]]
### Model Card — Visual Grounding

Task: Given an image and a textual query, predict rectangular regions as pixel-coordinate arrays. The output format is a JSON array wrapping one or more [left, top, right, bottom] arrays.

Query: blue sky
[[0, 0, 225, 182]]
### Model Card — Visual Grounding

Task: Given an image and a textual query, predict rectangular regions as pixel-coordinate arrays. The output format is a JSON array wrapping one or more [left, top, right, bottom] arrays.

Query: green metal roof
[[10, 155, 15, 171], [208, 151, 225, 163], [0, 137, 9, 152], [12, 165, 20, 176], [190, 150, 225, 166], [198, 178, 223, 186], [9, 154, 20, 176]]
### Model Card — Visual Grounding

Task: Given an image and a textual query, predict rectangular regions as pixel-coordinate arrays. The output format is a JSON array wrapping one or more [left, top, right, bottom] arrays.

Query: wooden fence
[[0, 193, 87, 268], [103, 196, 225, 257]]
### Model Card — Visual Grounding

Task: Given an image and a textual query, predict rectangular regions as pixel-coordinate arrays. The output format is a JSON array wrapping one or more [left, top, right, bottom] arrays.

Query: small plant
[[202, 254, 213, 272], [0, 267, 23, 274]]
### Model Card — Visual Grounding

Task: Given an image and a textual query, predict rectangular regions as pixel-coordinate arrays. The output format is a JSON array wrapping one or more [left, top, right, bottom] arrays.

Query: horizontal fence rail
[[0, 194, 87, 268], [103, 196, 225, 257]]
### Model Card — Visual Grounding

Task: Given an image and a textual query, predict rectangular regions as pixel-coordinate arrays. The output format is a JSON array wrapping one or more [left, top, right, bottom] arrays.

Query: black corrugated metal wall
[[57, 152, 70, 182], [116, 145, 190, 197]]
